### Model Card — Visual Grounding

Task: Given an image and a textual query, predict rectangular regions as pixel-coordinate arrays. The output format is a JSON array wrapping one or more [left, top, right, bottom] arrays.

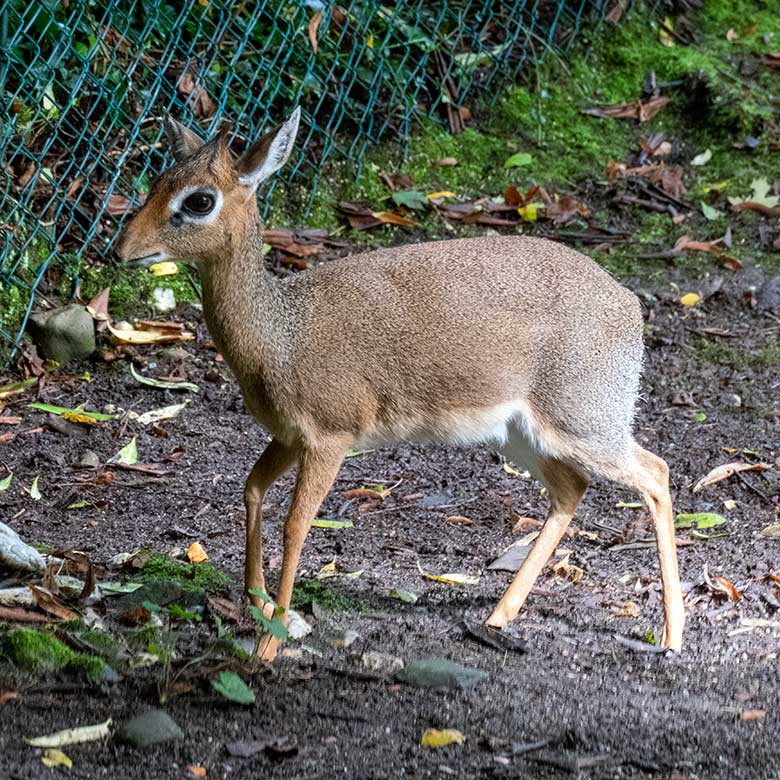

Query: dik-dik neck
[[198, 215, 287, 379]]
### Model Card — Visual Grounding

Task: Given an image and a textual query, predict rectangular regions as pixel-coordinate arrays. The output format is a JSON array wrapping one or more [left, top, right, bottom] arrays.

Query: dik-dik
[[117, 108, 684, 660]]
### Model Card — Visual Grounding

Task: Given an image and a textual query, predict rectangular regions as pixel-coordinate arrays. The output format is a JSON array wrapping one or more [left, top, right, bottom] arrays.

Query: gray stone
[[487, 542, 531, 572], [0, 521, 45, 573], [395, 658, 488, 689], [116, 709, 183, 748], [758, 277, 780, 311], [27, 304, 95, 364], [79, 449, 101, 468], [361, 651, 404, 676]]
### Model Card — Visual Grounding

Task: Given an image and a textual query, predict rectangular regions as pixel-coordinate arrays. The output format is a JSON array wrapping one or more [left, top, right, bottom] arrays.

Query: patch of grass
[[291, 580, 364, 613], [135, 553, 229, 594], [697, 338, 780, 368], [126, 621, 163, 651], [754, 340, 780, 367], [0, 628, 105, 681]]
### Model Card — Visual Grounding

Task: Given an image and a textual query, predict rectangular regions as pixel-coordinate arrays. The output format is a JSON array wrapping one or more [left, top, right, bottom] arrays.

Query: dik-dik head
[[117, 108, 300, 265]]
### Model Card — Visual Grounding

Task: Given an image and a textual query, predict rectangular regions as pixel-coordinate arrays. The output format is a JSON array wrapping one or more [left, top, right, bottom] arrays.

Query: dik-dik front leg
[[256, 440, 346, 661], [244, 439, 298, 613]]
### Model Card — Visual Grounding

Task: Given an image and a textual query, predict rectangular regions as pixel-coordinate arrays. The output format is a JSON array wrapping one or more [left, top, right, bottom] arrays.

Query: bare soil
[[1, 263, 779, 779]]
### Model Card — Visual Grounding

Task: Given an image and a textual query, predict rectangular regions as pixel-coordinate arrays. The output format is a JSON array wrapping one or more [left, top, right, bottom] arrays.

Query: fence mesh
[[1, 0, 612, 355]]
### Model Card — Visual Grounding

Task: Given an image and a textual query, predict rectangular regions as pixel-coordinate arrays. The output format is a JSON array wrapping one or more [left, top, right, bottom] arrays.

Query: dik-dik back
[[117, 109, 684, 659]]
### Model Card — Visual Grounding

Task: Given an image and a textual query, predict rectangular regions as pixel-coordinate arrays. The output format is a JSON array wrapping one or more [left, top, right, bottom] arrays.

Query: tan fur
[[117, 117, 685, 659]]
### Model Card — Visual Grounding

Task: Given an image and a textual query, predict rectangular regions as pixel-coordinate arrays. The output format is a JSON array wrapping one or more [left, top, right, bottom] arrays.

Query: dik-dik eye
[[181, 191, 215, 216]]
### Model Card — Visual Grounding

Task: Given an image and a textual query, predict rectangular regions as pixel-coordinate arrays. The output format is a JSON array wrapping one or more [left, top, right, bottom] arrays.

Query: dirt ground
[[1, 255, 779, 779]]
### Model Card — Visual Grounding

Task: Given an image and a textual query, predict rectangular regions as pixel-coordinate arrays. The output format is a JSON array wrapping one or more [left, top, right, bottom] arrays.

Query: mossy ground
[[0, 628, 105, 681], [134, 552, 229, 594], [291, 580, 365, 613]]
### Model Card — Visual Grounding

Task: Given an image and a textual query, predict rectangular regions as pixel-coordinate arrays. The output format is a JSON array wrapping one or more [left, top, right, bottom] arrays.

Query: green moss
[[754, 340, 780, 367], [135, 553, 229, 594], [291, 580, 363, 613], [0, 628, 105, 681], [126, 621, 163, 651], [697, 340, 744, 367], [77, 628, 119, 660]]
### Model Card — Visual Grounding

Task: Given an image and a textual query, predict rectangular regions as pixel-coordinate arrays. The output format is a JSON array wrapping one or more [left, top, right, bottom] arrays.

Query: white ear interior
[[238, 106, 301, 190]]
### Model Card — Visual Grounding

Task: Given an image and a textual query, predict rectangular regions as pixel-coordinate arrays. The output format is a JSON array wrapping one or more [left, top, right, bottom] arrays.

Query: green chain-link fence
[[1, 0, 612, 357]]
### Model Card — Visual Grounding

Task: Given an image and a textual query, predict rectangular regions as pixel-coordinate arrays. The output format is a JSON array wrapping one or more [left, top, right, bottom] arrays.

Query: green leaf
[[311, 518, 353, 529], [248, 605, 289, 639], [110, 437, 138, 465], [66, 500, 92, 510], [691, 530, 729, 540], [644, 631, 656, 645], [130, 363, 199, 393], [675, 512, 727, 530], [391, 190, 429, 211], [692, 412, 707, 423], [142, 600, 163, 612], [0, 472, 12, 491], [28, 402, 114, 421], [0, 377, 37, 399], [700, 201, 722, 221], [247, 587, 274, 604], [503, 152, 533, 169], [345, 449, 374, 458], [99, 582, 144, 595], [389, 588, 418, 604], [615, 501, 643, 509], [211, 671, 255, 705]]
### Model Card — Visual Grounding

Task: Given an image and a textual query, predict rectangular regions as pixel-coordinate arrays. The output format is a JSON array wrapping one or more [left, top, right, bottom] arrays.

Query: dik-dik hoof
[[484, 609, 510, 629], [256, 634, 281, 663]]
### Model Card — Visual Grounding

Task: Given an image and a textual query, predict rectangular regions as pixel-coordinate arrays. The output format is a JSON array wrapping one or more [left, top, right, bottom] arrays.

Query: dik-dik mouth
[[123, 252, 164, 267]]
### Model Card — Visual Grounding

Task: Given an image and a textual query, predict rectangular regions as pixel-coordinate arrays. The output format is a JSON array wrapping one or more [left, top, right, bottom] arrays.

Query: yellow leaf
[[63, 410, 98, 425], [42, 749, 72, 768], [187, 542, 208, 563], [703, 180, 729, 193], [502, 461, 519, 476], [659, 17, 675, 47], [426, 191, 456, 200], [149, 261, 179, 277], [417, 561, 479, 586], [679, 293, 700, 307], [317, 561, 338, 579], [421, 728, 465, 748], [366, 33, 374, 48], [517, 203, 538, 221]]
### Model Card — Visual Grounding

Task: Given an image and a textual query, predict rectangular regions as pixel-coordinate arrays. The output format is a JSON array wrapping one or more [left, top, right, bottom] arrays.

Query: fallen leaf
[[693, 462, 771, 492], [28, 402, 114, 421], [187, 542, 208, 563], [0, 691, 20, 704], [41, 749, 72, 769], [130, 363, 199, 392], [421, 728, 465, 748], [392, 190, 428, 210], [680, 293, 700, 307], [740, 709, 766, 721], [149, 261, 178, 276], [109, 437, 138, 466], [713, 575, 740, 602], [130, 401, 190, 425], [701, 201, 723, 220], [311, 518, 353, 529], [417, 561, 479, 586], [691, 149, 712, 166], [108, 321, 194, 345], [616, 600, 641, 618], [446, 515, 474, 526], [675, 513, 727, 529], [0, 377, 37, 400], [0, 472, 12, 491], [25, 718, 112, 747], [432, 157, 458, 167], [551, 553, 584, 582], [30, 586, 79, 621], [308, 10, 322, 54], [27, 475, 42, 500], [426, 191, 456, 200], [581, 96, 669, 123], [372, 210, 419, 227], [188, 767, 207, 778], [760, 524, 780, 538], [389, 589, 418, 604]]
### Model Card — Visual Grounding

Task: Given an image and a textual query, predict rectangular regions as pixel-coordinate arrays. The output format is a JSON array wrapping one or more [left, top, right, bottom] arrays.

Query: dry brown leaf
[[511, 516, 543, 534], [108, 321, 194, 345], [673, 235, 723, 255], [207, 595, 243, 623], [308, 11, 322, 54], [740, 709, 766, 721], [761, 53, 780, 70], [372, 211, 419, 228], [432, 157, 458, 167], [616, 600, 641, 618], [582, 96, 669, 123], [713, 575, 741, 602], [732, 201, 780, 218], [446, 515, 474, 526], [0, 691, 19, 705], [177, 68, 216, 118], [693, 462, 771, 492], [30, 586, 79, 621], [551, 553, 584, 582], [0, 605, 50, 623], [86, 287, 111, 322]]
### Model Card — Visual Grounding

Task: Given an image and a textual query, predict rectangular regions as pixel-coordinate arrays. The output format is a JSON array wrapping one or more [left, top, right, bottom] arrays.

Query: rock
[[0, 522, 45, 573], [758, 277, 780, 311], [116, 709, 183, 747], [487, 542, 531, 572], [361, 651, 404, 676], [331, 628, 359, 648], [395, 658, 488, 689], [151, 287, 176, 313], [79, 450, 101, 468], [0, 587, 37, 607], [27, 304, 95, 364]]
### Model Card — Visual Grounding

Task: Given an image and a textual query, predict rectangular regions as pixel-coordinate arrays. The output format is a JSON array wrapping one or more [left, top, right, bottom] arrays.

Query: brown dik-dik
[[117, 109, 684, 660]]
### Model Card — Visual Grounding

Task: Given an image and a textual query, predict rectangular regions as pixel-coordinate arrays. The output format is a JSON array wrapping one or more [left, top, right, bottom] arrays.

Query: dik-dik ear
[[236, 107, 301, 191], [164, 116, 206, 160]]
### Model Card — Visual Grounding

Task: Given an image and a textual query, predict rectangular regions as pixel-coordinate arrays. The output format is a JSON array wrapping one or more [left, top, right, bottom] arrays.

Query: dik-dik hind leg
[[486, 459, 588, 629], [244, 440, 298, 614], [256, 440, 346, 661], [621, 446, 683, 651]]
